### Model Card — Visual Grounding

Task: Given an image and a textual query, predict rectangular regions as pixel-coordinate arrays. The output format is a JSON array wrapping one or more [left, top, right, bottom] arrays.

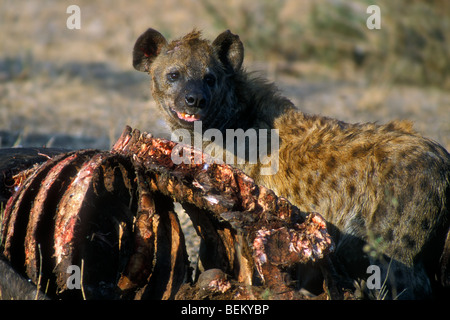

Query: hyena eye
[[167, 71, 180, 83], [204, 74, 216, 87]]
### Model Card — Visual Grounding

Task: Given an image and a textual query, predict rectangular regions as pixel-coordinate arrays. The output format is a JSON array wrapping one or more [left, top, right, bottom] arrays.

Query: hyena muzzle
[[133, 28, 450, 299]]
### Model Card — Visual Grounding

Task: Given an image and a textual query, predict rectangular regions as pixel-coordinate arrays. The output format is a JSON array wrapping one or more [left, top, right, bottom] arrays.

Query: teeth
[[176, 111, 200, 122]]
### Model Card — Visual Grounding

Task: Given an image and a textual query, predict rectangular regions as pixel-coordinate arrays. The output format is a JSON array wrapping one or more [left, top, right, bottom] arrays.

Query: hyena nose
[[185, 93, 206, 108]]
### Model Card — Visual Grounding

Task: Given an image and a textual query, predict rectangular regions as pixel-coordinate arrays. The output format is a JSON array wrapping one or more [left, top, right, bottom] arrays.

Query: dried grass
[[0, 0, 448, 150]]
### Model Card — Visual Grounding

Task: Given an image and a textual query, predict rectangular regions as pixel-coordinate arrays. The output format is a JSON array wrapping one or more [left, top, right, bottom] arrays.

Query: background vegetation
[[0, 0, 449, 150]]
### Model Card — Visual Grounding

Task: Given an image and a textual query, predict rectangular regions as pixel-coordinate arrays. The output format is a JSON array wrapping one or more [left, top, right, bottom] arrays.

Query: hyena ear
[[133, 28, 168, 72], [212, 30, 244, 73]]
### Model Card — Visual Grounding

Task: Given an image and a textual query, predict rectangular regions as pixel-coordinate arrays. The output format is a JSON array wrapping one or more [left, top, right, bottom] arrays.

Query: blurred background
[[0, 0, 449, 150]]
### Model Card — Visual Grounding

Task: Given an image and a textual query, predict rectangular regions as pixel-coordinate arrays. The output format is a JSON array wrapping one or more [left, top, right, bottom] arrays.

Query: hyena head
[[133, 28, 244, 132]]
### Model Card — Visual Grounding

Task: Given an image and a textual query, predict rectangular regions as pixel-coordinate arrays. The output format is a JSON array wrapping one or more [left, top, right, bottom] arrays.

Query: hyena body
[[133, 28, 450, 299]]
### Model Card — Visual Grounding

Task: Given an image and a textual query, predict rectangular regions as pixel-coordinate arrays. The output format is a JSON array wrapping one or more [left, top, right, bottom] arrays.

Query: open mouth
[[171, 109, 201, 122]]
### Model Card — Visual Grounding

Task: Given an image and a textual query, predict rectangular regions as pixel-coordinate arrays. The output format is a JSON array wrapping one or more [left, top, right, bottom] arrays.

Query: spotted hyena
[[132, 28, 450, 299]]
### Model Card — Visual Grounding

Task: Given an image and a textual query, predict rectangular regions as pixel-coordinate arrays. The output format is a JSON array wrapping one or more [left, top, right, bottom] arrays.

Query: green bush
[[200, 0, 450, 88]]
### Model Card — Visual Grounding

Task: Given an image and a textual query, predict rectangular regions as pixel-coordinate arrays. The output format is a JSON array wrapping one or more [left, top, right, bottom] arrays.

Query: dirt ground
[[0, 0, 448, 151]]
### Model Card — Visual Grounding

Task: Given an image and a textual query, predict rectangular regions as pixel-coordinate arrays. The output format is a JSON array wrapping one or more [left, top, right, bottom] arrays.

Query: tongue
[[176, 111, 200, 122]]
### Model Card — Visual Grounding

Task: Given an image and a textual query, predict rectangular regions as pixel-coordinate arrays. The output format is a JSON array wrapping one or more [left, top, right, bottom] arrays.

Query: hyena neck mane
[[224, 71, 295, 132]]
